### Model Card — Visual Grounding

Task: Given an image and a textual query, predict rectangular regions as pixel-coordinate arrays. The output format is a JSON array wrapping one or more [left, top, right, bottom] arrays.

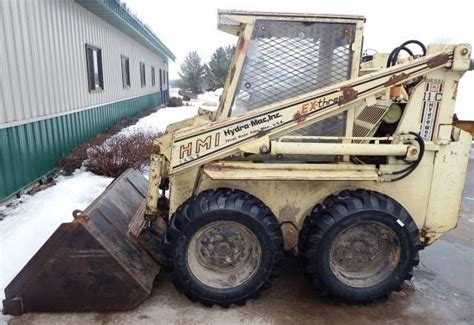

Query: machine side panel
[[423, 130, 472, 243]]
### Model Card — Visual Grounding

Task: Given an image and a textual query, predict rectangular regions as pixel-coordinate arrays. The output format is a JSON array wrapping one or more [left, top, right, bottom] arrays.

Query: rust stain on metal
[[420, 228, 435, 245], [452, 80, 459, 100], [153, 143, 161, 154], [293, 112, 307, 123], [207, 163, 236, 170], [339, 86, 358, 105], [280, 221, 299, 251], [383, 73, 409, 87], [279, 205, 300, 220], [427, 53, 450, 68], [229, 66, 236, 83], [238, 38, 246, 51], [72, 209, 89, 221], [340, 25, 353, 43], [256, 129, 270, 138]]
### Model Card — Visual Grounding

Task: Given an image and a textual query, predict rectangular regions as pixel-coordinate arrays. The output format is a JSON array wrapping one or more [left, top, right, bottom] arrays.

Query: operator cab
[[216, 10, 365, 139]]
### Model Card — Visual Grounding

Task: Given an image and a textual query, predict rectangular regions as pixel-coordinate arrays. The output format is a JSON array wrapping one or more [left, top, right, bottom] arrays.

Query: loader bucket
[[2, 169, 161, 315]]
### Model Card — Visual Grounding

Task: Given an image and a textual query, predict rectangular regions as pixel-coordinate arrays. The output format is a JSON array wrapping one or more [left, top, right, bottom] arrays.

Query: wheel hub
[[187, 221, 262, 289], [330, 221, 401, 288], [198, 225, 248, 269]]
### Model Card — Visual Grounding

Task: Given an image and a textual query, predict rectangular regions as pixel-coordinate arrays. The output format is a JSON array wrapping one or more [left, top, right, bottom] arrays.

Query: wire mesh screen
[[230, 20, 356, 136]]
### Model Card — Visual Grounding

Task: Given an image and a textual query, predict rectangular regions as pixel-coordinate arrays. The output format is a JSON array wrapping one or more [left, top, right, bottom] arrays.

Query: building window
[[166, 71, 169, 86], [159, 69, 163, 89], [121, 56, 130, 89], [86, 44, 103, 91], [140, 62, 146, 87], [151, 66, 156, 86]]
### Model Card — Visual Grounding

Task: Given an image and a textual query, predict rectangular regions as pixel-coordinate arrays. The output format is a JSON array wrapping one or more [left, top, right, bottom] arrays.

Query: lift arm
[[164, 49, 457, 174]]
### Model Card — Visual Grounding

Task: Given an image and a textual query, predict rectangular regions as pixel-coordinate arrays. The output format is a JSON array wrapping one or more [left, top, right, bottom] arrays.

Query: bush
[[168, 96, 183, 107], [58, 135, 107, 175], [83, 132, 161, 177], [58, 108, 158, 175]]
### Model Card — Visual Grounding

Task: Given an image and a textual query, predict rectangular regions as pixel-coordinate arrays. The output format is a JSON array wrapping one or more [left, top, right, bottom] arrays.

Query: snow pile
[[120, 105, 199, 136], [0, 170, 112, 303], [168, 87, 222, 102], [196, 88, 222, 103], [169, 87, 182, 98], [120, 88, 222, 136]]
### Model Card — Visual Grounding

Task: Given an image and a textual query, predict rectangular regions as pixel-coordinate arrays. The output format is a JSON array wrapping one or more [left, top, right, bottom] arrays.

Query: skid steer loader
[[3, 10, 473, 315]]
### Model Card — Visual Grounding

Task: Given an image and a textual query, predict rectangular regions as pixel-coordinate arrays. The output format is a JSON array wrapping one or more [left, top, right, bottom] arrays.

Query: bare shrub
[[168, 96, 183, 107], [58, 108, 158, 175], [83, 132, 161, 177], [59, 148, 89, 175], [58, 134, 107, 175]]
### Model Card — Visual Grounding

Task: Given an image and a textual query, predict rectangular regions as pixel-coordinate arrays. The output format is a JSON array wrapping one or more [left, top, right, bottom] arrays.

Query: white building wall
[[0, 0, 170, 126]]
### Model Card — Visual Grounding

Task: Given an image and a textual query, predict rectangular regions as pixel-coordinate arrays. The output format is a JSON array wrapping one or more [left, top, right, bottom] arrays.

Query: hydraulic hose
[[387, 40, 427, 67], [388, 132, 425, 181]]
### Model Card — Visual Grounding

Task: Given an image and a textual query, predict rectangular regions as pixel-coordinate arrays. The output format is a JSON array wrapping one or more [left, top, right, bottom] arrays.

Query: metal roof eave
[[76, 0, 176, 61]]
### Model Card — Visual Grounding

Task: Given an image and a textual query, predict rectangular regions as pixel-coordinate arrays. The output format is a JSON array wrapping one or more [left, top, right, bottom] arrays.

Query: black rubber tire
[[300, 189, 422, 303], [162, 188, 284, 307], [298, 191, 348, 254]]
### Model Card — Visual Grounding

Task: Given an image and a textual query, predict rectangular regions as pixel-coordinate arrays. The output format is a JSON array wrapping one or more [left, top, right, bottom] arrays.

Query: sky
[[122, 0, 473, 118]]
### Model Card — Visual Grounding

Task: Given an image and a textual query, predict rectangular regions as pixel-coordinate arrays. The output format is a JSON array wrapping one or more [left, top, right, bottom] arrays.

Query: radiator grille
[[352, 105, 390, 141], [357, 105, 387, 124], [352, 125, 371, 138]]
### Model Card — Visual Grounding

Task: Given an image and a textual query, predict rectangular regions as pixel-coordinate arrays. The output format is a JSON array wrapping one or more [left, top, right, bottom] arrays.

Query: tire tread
[[162, 188, 284, 307], [299, 189, 422, 302]]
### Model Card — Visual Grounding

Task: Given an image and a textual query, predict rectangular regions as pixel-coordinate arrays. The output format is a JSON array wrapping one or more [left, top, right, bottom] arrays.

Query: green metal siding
[[0, 92, 162, 202]]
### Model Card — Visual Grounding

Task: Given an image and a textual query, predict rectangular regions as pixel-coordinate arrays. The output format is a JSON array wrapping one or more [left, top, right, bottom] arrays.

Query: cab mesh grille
[[231, 20, 356, 137], [232, 20, 355, 114]]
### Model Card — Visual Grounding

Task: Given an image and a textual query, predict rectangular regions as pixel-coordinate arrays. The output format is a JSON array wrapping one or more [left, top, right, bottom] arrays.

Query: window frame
[[85, 44, 104, 92], [140, 62, 146, 88], [151, 66, 156, 87], [159, 69, 163, 89], [121, 55, 131, 89]]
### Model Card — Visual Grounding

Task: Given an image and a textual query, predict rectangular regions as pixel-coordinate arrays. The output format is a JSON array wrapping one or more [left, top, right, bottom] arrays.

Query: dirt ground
[[6, 154, 474, 325]]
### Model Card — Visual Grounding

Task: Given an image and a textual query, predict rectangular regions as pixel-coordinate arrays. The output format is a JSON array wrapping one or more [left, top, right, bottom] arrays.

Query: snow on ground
[[120, 105, 199, 136], [197, 87, 223, 102], [0, 88, 221, 315], [120, 88, 221, 136]]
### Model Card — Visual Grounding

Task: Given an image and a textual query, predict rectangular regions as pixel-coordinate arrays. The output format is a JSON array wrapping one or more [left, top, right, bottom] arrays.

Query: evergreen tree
[[206, 45, 235, 90], [177, 51, 205, 94]]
